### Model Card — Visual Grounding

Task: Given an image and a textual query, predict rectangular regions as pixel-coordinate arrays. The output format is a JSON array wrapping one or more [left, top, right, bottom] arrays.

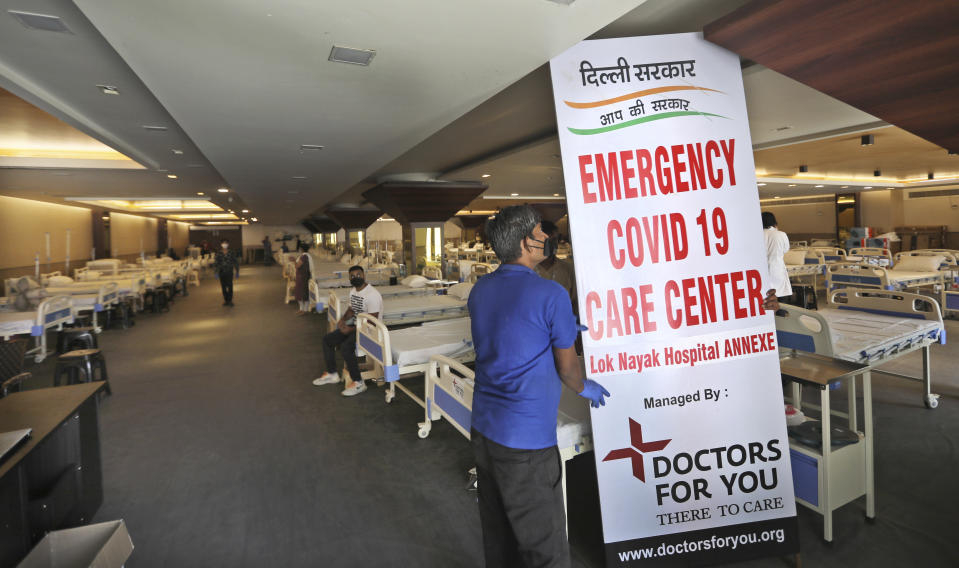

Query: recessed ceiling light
[[481, 174, 491, 178], [886, 187, 894, 189], [217, 188, 229, 193], [553, 193, 560, 197], [291, 176, 307, 180], [8, 10, 73, 33], [329, 45, 376, 66], [166, 174, 177, 179], [196, 192, 205, 196], [251, 217, 258, 222], [788, 184, 796, 187], [774, 196, 781, 199], [510, 193, 519, 196], [757, 183, 766, 186], [841, 186, 848, 189], [142, 125, 168, 131], [864, 186, 873, 189], [96, 84, 120, 95], [299, 144, 324, 151], [815, 184, 824, 188], [241, 209, 249, 213], [171, 149, 183, 155]]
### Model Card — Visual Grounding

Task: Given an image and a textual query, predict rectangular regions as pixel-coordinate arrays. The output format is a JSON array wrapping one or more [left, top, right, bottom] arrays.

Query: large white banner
[[550, 33, 798, 565]]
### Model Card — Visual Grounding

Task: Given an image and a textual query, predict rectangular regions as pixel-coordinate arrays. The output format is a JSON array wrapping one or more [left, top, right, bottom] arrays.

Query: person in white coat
[[762, 211, 792, 300]]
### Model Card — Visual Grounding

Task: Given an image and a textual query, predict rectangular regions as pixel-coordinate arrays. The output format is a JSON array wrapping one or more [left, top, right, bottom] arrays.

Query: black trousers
[[322, 329, 362, 381], [471, 429, 569, 568], [219, 271, 234, 303]]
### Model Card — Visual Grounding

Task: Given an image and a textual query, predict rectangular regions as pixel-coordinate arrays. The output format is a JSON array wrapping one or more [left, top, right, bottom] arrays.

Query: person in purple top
[[468, 205, 609, 568]]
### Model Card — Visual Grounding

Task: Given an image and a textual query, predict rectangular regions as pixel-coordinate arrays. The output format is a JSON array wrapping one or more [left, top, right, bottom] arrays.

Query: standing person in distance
[[293, 244, 311, 315], [469, 205, 609, 568], [534, 219, 576, 309], [762, 211, 792, 304], [312, 266, 383, 396], [262, 235, 273, 266], [213, 238, 240, 307]]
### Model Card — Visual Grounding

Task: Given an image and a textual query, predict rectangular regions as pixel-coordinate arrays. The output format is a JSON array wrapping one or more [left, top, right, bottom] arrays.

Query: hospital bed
[[354, 315, 475, 406], [420, 354, 593, 518], [893, 250, 959, 316], [775, 288, 945, 408], [847, 247, 894, 267], [825, 258, 952, 293], [308, 275, 452, 313], [785, 249, 826, 278], [327, 284, 470, 327], [0, 295, 74, 362], [6, 277, 119, 333]]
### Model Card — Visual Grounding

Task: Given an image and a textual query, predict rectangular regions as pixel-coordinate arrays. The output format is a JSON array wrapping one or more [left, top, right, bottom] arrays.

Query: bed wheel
[[385, 391, 395, 404], [417, 424, 431, 439], [924, 394, 939, 409]]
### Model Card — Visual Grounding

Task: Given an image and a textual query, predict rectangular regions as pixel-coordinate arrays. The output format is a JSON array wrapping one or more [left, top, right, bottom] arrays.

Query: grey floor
[[21, 266, 959, 567]]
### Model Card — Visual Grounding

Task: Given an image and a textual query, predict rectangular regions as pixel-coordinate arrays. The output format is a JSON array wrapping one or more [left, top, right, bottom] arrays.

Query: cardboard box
[[18, 520, 133, 568]]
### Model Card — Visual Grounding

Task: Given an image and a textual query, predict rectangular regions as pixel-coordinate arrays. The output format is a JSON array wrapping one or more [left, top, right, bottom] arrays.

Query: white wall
[[367, 219, 402, 241], [902, 193, 959, 231], [760, 201, 836, 235], [0, 195, 93, 269], [168, 221, 190, 251], [110, 212, 158, 256]]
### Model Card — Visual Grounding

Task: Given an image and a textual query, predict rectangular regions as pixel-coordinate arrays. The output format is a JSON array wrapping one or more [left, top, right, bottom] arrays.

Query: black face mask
[[527, 235, 557, 258], [350, 277, 365, 288]]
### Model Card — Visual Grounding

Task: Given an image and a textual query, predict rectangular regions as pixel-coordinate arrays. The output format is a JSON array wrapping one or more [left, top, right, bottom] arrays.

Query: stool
[[56, 327, 98, 354], [107, 299, 135, 330], [187, 270, 200, 287], [53, 348, 111, 395]]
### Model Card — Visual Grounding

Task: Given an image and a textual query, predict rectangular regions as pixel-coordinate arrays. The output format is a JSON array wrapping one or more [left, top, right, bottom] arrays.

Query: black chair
[[56, 327, 98, 354], [0, 339, 31, 397], [53, 348, 112, 396]]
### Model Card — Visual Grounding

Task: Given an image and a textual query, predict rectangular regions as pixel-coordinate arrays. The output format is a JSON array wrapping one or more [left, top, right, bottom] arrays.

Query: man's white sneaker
[[341, 381, 367, 396], [312, 372, 340, 386]]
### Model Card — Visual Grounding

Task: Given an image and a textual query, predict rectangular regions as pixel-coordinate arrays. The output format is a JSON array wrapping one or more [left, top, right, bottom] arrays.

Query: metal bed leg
[[821, 387, 832, 542], [791, 382, 802, 411], [847, 375, 857, 431], [921, 346, 939, 409], [863, 370, 875, 520]]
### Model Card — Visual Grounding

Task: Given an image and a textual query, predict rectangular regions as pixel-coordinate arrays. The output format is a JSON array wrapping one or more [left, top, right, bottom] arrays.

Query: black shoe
[[227, 301, 234, 307], [222, 302, 228, 306]]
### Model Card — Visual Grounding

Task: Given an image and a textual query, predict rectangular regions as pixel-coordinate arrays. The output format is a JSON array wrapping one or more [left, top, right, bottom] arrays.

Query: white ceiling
[[0, 0, 942, 226]]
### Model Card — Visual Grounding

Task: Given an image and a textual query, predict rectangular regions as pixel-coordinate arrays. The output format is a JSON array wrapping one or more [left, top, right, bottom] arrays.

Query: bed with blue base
[[775, 288, 945, 409], [0, 295, 74, 362], [420, 354, 593, 520], [354, 315, 474, 407]]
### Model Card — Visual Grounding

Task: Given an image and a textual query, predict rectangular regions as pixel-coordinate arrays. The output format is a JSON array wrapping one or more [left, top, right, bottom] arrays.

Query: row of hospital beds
[[1, 256, 201, 362]]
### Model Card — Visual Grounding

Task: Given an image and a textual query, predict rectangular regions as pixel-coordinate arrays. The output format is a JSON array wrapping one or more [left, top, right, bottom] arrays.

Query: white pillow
[[339, 253, 352, 264], [85, 270, 101, 280], [48, 275, 75, 285], [783, 250, 807, 266], [402, 275, 429, 288], [448, 282, 473, 300], [894, 254, 944, 272]]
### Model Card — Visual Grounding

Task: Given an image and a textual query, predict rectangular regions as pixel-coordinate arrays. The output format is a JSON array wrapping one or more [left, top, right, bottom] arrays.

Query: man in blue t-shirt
[[469, 205, 609, 567]]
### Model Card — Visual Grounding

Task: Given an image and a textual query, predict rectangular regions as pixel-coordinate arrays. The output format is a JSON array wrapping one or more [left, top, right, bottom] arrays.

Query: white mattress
[[46, 279, 140, 297], [381, 294, 468, 324], [388, 317, 473, 368], [887, 270, 943, 286], [0, 310, 33, 336], [818, 308, 942, 362]]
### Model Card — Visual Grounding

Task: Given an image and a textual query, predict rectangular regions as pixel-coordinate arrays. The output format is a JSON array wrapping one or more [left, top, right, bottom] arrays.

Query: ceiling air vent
[[908, 188, 959, 199], [329, 45, 376, 66], [8, 10, 73, 33]]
